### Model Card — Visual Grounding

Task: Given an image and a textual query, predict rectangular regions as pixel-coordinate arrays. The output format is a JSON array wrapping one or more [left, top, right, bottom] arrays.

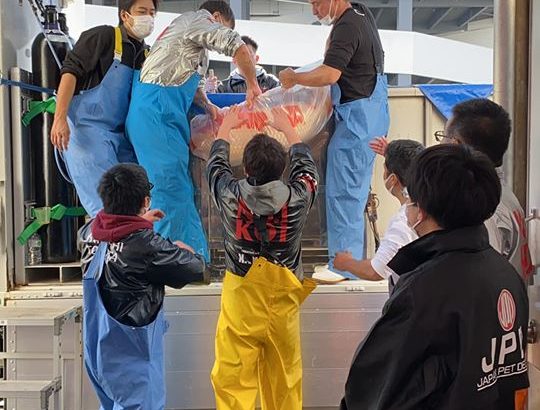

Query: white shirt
[[371, 204, 418, 284]]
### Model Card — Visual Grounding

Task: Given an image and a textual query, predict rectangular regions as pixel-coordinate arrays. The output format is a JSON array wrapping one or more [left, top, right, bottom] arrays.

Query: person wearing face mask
[[331, 139, 423, 290], [340, 144, 529, 410], [51, 0, 158, 218], [279, 1, 389, 281], [79, 163, 206, 410], [126, 0, 262, 261]]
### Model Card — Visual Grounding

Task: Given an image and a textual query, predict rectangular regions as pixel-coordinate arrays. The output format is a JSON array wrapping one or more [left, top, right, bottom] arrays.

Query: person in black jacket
[[208, 106, 318, 409], [211, 35, 280, 94], [341, 144, 529, 410], [51, 0, 158, 217], [79, 163, 206, 409]]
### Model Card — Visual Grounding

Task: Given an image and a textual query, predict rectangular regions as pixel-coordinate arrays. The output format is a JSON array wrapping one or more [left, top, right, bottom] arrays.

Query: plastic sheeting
[[417, 84, 493, 120], [190, 85, 333, 166]]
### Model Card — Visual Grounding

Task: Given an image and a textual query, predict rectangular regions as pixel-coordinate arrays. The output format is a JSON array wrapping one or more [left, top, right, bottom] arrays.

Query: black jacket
[[61, 25, 147, 94], [207, 139, 318, 279], [79, 220, 206, 327], [341, 225, 529, 410], [217, 67, 280, 94]]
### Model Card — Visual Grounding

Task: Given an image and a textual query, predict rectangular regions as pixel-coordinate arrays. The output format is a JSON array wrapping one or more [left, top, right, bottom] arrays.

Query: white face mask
[[405, 202, 423, 232], [384, 174, 396, 195], [127, 13, 154, 39], [319, 0, 335, 26]]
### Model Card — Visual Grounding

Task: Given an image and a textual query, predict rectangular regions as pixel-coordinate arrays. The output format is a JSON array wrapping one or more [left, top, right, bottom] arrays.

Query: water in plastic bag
[[190, 84, 333, 166]]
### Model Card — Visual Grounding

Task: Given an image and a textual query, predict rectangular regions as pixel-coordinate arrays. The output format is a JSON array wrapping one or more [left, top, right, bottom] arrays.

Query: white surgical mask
[[405, 202, 423, 232], [127, 13, 154, 39], [319, 0, 335, 26], [384, 174, 396, 195]]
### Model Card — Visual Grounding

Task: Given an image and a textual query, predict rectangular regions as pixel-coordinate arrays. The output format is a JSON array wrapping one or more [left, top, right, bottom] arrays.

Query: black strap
[[253, 215, 283, 266]]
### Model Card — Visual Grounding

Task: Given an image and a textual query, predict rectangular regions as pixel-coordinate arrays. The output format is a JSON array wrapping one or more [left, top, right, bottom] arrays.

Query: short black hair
[[241, 35, 258, 52], [199, 0, 236, 29], [384, 139, 424, 186], [98, 163, 152, 216], [118, 0, 159, 25], [243, 134, 287, 185], [407, 144, 501, 230], [446, 98, 511, 167]]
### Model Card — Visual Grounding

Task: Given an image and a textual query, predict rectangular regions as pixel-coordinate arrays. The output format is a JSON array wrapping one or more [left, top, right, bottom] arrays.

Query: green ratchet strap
[[17, 204, 86, 245], [21, 96, 56, 127]]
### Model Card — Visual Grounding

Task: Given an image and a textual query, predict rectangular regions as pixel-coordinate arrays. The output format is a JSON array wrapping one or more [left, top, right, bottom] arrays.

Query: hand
[[142, 209, 165, 223], [334, 251, 354, 272], [175, 241, 195, 254], [268, 107, 293, 133], [369, 136, 389, 157], [217, 105, 246, 140], [206, 102, 220, 121], [279, 67, 297, 90], [245, 82, 262, 109], [51, 115, 70, 151]]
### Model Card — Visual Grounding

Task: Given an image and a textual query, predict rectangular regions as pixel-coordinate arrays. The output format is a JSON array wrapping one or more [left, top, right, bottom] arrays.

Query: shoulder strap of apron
[[84, 242, 108, 281], [254, 215, 284, 266], [114, 26, 123, 61]]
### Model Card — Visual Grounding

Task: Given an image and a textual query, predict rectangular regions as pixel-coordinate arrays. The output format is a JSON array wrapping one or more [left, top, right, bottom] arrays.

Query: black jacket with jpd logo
[[341, 225, 529, 410]]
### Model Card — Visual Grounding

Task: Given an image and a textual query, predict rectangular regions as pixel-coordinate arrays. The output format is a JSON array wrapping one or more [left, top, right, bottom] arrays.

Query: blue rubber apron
[[326, 72, 389, 278], [126, 73, 209, 261], [83, 242, 168, 410], [64, 27, 137, 217]]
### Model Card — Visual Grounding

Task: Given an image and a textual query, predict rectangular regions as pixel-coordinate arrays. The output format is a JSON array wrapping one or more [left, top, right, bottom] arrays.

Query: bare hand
[[218, 105, 247, 140], [245, 82, 262, 109], [206, 103, 220, 121], [51, 116, 70, 151], [268, 107, 293, 133], [369, 136, 389, 157], [142, 209, 165, 223], [334, 251, 354, 271], [279, 67, 297, 90], [174, 241, 195, 253]]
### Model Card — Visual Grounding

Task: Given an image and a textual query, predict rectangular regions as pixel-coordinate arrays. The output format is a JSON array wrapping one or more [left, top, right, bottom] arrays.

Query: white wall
[[439, 18, 494, 49]]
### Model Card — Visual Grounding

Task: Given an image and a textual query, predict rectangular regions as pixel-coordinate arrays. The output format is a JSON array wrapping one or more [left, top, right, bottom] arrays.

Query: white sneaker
[[312, 265, 348, 284]]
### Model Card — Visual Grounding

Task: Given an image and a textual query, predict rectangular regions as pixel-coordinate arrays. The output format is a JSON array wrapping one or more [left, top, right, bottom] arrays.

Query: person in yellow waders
[[207, 106, 320, 410]]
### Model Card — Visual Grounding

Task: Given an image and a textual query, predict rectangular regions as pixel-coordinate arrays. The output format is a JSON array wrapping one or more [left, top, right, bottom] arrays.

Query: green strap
[[17, 204, 86, 245], [21, 97, 56, 127]]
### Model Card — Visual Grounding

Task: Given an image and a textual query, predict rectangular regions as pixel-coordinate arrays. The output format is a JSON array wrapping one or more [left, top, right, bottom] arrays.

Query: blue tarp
[[417, 84, 493, 120]]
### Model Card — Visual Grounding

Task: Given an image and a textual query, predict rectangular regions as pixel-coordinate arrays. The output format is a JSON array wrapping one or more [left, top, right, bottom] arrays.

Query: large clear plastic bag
[[190, 82, 332, 166]]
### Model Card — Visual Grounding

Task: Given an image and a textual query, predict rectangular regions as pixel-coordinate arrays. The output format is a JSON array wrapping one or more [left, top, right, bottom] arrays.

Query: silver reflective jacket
[[141, 10, 244, 86]]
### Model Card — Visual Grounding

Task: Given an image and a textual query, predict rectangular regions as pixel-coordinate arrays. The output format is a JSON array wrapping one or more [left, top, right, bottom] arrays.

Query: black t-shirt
[[324, 7, 384, 104], [61, 25, 147, 94]]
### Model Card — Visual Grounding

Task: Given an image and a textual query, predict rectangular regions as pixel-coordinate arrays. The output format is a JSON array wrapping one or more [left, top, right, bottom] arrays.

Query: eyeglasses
[[434, 130, 446, 142], [148, 182, 154, 191]]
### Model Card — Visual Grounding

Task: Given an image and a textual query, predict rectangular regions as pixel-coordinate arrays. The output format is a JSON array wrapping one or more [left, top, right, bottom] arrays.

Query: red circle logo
[[497, 289, 516, 332]]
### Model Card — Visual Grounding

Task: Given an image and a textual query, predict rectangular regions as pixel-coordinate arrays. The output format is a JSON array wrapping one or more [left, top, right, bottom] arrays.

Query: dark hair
[[241, 35, 258, 52], [384, 139, 424, 186], [243, 134, 287, 185], [199, 0, 235, 29], [407, 144, 501, 230], [118, 0, 159, 25], [98, 163, 152, 215], [446, 98, 511, 167]]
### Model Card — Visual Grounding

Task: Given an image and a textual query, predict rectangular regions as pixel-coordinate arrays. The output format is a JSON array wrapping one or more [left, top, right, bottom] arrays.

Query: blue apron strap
[[84, 242, 108, 281]]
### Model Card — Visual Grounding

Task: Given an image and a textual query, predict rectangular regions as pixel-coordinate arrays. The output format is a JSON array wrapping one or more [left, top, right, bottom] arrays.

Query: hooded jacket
[[341, 225, 529, 410], [207, 139, 319, 279], [79, 212, 206, 327], [217, 66, 280, 94]]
